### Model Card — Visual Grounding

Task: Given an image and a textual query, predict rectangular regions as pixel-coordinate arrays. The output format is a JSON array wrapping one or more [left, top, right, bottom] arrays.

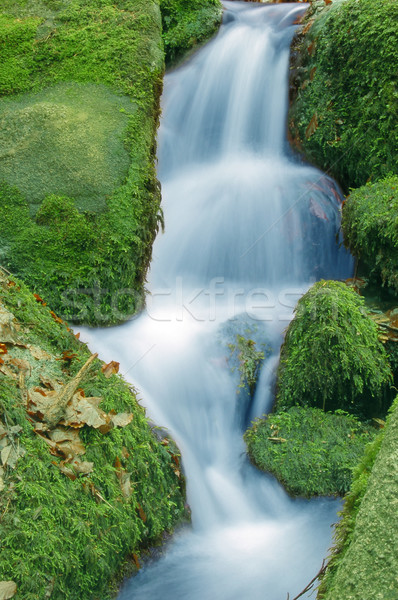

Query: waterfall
[[79, 2, 353, 598]]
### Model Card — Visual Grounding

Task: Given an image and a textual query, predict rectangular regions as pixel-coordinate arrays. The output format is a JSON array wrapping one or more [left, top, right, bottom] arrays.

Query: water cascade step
[[80, 2, 353, 598]]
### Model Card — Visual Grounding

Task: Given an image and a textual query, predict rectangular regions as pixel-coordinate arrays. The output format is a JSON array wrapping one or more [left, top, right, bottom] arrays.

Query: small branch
[[286, 560, 327, 600]]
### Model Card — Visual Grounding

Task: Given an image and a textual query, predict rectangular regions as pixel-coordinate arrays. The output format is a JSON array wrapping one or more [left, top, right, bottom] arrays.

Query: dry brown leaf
[[61, 393, 108, 429], [301, 19, 314, 36], [305, 113, 318, 139], [111, 412, 133, 428], [48, 428, 86, 457], [28, 345, 52, 361], [101, 361, 120, 378], [0, 581, 17, 600], [0, 343, 7, 355], [137, 502, 147, 523], [132, 554, 140, 570], [1, 445, 12, 466]]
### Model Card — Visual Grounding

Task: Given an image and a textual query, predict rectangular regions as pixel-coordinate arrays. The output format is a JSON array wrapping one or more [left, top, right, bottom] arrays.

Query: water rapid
[[80, 2, 353, 598]]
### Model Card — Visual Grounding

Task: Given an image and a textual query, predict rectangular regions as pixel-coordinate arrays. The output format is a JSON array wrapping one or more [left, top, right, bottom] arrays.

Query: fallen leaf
[[111, 412, 133, 428], [305, 113, 318, 139], [310, 66, 317, 81], [132, 554, 140, 569], [0, 344, 7, 355], [28, 345, 52, 360], [302, 19, 314, 36], [307, 40, 316, 56], [33, 293, 46, 306], [101, 361, 120, 378], [137, 502, 147, 523], [1, 445, 12, 466], [59, 351, 78, 362], [324, 0, 332, 5], [61, 393, 109, 429], [0, 581, 17, 600], [50, 311, 64, 324]]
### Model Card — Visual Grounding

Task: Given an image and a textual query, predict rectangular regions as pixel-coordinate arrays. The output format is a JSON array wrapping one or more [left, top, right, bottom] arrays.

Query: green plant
[[289, 0, 398, 191], [276, 280, 392, 418], [0, 0, 165, 325], [0, 269, 186, 599], [245, 406, 376, 497], [342, 176, 398, 293], [159, 0, 222, 64]]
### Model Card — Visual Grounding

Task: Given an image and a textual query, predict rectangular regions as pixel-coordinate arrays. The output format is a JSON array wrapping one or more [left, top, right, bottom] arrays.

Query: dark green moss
[[159, 0, 222, 65], [342, 176, 398, 294], [0, 268, 186, 599], [276, 280, 392, 419], [245, 407, 377, 497], [289, 0, 398, 191]]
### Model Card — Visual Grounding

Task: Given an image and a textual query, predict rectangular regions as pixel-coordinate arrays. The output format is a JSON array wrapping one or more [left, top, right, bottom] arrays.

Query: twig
[[286, 560, 327, 600]]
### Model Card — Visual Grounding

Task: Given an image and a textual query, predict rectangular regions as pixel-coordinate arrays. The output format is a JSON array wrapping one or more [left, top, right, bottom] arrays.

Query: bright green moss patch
[[276, 281, 392, 419], [245, 407, 376, 497], [342, 176, 398, 294], [289, 0, 398, 191], [159, 0, 222, 65], [318, 398, 398, 600], [0, 83, 132, 213], [0, 268, 186, 600], [0, 0, 164, 324]]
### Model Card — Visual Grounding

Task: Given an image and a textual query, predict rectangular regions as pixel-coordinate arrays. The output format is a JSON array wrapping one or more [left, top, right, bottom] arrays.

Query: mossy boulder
[[289, 0, 398, 191], [275, 280, 392, 418], [342, 176, 398, 294], [245, 406, 377, 497], [0, 0, 165, 325], [0, 267, 186, 599], [318, 398, 398, 600], [160, 0, 223, 65]]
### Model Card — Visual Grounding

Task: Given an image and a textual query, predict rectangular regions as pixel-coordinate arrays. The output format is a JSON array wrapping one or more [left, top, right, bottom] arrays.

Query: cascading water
[[80, 2, 353, 598]]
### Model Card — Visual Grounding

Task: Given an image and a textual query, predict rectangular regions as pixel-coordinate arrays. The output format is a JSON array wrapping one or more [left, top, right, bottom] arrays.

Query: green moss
[[342, 176, 398, 294], [159, 0, 222, 65], [0, 83, 132, 213], [276, 280, 392, 418], [318, 398, 398, 600], [245, 407, 376, 497], [0, 0, 164, 325], [289, 0, 398, 191], [0, 268, 186, 599]]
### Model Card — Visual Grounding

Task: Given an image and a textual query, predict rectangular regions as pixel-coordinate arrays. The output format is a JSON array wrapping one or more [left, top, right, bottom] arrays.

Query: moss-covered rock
[[276, 280, 392, 418], [318, 397, 398, 600], [342, 176, 398, 294], [159, 0, 222, 65], [289, 0, 398, 191], [245, 407, 377, 497], [0, 267, 186, 599], [0, 0, 165, 325]]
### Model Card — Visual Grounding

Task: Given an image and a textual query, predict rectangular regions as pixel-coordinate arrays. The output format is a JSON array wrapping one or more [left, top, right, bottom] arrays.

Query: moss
[[289, 0, 398, 191], [245, 407, 377, 498], [0, 0, 164, 325], [159, 0, 223, 65], [0, 267, 186, 599], [276, 280, 392, 419], [0, 83, 132, 213], [341, 176, 398, 294], [318, 397, 398, 600]]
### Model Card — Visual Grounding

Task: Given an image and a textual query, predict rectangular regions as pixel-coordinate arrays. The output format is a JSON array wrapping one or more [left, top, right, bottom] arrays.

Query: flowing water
[[80, 2, 353, 598]]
